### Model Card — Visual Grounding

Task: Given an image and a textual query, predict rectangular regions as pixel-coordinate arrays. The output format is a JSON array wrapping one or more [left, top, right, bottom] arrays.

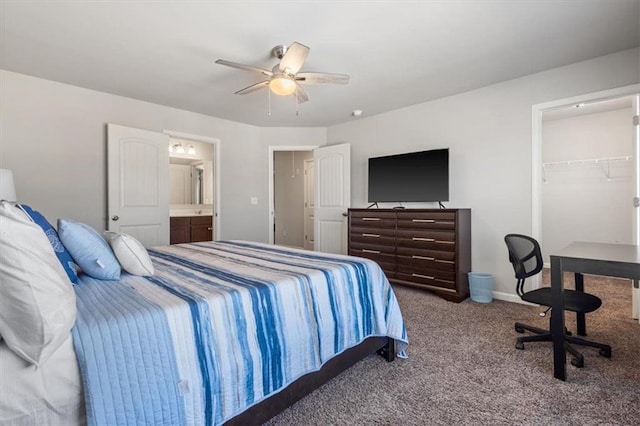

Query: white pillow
[[103, 231, 154, 276], [0, 201, 76, 367]]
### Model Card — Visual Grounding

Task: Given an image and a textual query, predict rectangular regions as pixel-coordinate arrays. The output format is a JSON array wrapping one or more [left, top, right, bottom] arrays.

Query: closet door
[[107, 123, 170, 247]]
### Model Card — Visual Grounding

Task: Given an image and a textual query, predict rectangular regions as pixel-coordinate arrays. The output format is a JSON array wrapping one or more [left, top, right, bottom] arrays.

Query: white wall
[[0, 70, 324, 242], [327, 48, 639, 299], [541, 108, 634, 261]]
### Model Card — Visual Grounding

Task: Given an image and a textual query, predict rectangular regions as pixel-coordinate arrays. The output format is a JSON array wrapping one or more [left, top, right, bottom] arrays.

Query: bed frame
[[225, 336, 396, 425]]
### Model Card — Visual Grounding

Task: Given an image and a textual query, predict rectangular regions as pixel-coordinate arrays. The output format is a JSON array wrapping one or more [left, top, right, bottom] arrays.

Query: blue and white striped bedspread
[[71, 240, 408, 426]]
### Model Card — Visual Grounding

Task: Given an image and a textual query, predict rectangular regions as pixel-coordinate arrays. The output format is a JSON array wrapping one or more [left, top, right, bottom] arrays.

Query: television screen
[[367, 148, 449, 202]]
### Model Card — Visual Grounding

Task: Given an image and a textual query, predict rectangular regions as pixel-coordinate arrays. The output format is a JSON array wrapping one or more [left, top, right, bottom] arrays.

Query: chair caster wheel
[[515, 325, 525, 334], [599, 348, 612, 358], [570, 357, 584, 368], [515, 341, 524, 350]]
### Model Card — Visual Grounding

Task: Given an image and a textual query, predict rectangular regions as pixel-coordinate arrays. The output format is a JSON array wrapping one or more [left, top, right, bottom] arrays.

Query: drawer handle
[[412, 219, 435, 223], [412, 255, 435, 261], [362, 217, 381, 221], [207, 227, 213, 231], [412, 273, 434, 280], [435, 259, 454, 264], [362, 233, 380, 238], [412, 237, 435, 242], [361, 249, 380, 254]]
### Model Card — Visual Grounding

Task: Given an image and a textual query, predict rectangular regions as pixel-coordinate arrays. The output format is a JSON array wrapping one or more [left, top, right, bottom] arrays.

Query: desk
[[549, 242, 640, 381]]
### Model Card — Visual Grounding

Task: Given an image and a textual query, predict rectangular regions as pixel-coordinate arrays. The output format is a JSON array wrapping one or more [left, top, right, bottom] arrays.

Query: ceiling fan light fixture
[[269, 76, 296, 96]]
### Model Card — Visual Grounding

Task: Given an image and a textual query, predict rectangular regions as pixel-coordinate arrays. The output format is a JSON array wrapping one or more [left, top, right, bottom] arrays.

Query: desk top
[[551, 242, 640, 265]]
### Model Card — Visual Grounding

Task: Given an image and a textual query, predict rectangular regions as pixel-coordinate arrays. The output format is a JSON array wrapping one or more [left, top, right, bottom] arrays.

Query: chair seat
[[522, 288, 602, 313]]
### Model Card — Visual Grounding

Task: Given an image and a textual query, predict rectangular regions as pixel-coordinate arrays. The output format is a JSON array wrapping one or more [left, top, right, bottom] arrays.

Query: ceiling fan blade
[[279, 42, 309, 75], [215, 59, 273, 77], [296, 72, 350, 84], [234, 80, 270, 95], [295, 83, 309, 104]]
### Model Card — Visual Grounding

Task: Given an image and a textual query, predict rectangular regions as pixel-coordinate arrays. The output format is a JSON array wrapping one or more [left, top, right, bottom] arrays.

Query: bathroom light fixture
[[168, 142, 196, 155]]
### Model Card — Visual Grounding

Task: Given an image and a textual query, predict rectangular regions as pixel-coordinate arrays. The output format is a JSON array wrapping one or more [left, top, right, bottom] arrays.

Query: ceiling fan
[[215, 42, 349, 104]]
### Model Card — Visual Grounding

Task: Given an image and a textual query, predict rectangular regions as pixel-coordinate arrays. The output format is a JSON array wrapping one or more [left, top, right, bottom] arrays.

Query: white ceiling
[[1, 1, 638, 127]]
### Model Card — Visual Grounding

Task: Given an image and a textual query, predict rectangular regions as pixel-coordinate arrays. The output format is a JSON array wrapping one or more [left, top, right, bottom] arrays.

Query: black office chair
[[504, 234, 611, 368]]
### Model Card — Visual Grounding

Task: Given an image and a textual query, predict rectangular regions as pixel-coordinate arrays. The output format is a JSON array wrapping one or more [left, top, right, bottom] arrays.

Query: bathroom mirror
[[169, 157, 213, 205]]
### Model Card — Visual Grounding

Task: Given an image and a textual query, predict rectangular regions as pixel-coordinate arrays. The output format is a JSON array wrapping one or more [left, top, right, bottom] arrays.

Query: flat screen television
[[367, 148, 449, 203]]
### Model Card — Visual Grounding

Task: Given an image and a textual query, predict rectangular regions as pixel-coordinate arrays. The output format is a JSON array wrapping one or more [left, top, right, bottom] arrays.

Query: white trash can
[[468, 272, 493, 303]]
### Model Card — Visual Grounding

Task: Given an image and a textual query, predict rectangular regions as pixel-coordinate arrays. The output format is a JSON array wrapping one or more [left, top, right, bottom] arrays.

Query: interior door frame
[[268, 145, 317, 245], [164, 130, 222, 240], [531, 83, 640, 290]]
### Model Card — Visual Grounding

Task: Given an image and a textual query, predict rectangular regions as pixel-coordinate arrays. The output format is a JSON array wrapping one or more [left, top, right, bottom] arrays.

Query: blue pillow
[[58, 219, 121, 280], [18, 204, 78, 284]]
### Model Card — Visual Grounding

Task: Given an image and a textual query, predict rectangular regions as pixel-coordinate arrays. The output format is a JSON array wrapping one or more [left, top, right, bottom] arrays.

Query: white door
[[313, 143, 350, 254], [632, 95, 640, 320], [303, 159, 315, 250], [107, 124, 170, 247]]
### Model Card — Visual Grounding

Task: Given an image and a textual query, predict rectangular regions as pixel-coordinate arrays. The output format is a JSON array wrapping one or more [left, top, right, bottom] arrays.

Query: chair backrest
[[504, 234, 544, 296]]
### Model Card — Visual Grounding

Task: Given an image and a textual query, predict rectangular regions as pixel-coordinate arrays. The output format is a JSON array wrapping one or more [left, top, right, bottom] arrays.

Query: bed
[[1, 236, 408, 425]]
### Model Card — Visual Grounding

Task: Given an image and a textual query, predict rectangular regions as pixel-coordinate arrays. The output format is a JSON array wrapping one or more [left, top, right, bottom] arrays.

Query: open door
[[633, 95, 640, 320], [313, 143, 350, 254], [303, 158, 315, 250], [107, 124, 170, 247]]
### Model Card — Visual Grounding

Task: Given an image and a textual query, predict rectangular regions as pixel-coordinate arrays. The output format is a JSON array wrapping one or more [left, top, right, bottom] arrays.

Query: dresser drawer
[[349, 211, 396, 228], [349, 249, 395, 276], [396, 266, 456, 290], [349, 241, 395, 255], [350, 234, 396, 248], [396, 229, 456, 251], [396, 246, 455, 261], [396, 211, 456, 230], [350, 225, 395, 246], [396, 253, 455, 272]]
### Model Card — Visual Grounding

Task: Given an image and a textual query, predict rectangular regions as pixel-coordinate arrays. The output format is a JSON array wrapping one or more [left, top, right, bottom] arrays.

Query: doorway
[[531, 84, 640, 319], [165, 130, 221, 240], [271, 148, 314, 248], [540, 96, 635, 262]]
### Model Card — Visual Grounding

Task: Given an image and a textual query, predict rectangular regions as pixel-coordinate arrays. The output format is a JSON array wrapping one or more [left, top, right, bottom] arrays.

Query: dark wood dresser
[[348, 208, 471, 302]]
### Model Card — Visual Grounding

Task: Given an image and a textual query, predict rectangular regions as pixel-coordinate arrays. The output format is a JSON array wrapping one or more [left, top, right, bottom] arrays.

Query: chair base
[[514, 322, 611, 368]]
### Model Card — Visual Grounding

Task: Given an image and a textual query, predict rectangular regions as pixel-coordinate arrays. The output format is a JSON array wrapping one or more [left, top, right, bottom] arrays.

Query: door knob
[[111, 215, 119, 221]]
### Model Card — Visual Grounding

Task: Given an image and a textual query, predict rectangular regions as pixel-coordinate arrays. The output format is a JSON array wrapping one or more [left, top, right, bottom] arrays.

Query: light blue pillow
[[18, 204, 79, 284], [58, 219, 121, 280]]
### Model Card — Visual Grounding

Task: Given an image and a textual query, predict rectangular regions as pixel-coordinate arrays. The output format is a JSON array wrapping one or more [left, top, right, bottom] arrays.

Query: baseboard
[[492, 291, 537, 306]]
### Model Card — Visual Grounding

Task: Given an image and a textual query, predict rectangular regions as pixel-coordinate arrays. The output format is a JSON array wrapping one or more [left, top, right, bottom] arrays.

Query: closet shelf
[[542, 156, 632, 168], [542, 156, 633, 182]]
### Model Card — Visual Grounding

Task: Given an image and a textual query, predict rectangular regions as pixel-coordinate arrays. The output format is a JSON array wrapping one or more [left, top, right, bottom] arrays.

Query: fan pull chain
[[268, 89, 272, 116], [295, 86, 299, 116]]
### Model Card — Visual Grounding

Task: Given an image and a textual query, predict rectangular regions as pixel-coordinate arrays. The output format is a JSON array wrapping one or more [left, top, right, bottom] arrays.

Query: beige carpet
[[266, 272, 640, 425]]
